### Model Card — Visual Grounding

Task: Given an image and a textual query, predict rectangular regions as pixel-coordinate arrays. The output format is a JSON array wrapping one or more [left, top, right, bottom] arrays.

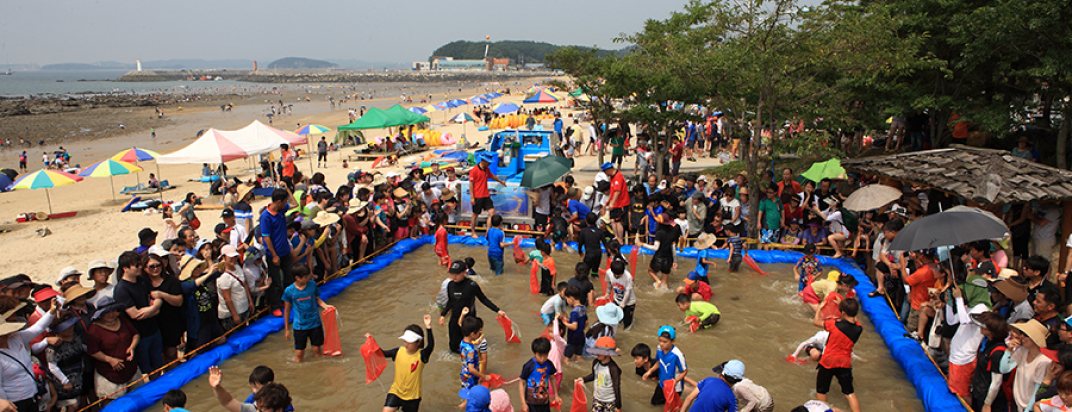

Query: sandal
[[867, 290, 884, 298]]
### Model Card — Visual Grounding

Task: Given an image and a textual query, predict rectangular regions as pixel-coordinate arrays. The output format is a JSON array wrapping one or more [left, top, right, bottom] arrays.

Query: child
[[605, 260, 637, 329], [210, 366, 292, 412], [674, 210, 689, 251], [518, 337, 561, 412], [548, 313, 567, 393], [546, 207, 571, 251], [460, 308, 490, 379], [677, 275, 713, 302], [631, 343, 657, 381], [586, 305, 622, 356], [794, 243, 822, 292], [460, 314, 488, 394], [562, 285, 588, 362], [788, 330, 861, 364], [533, 241, 556, 296], [539, 282, 569, 325], [434, 213, 450, 267], [244, 366, 294, 411], [581, 337, 623, 412], [379, 315, 435, 412], [726, 226, 744, 272], [161, 389, 188, 412], [460, 385, 492, 412], [465, 257, 478, 277], [676, 293, 721, 329], [812, 298, 863, 412], [282, 265, 333, 363], [415, 202, 431, 236], [1036, 371, 1072, 412], [487, 215, 510, 276], [642, 325, 691, 406]]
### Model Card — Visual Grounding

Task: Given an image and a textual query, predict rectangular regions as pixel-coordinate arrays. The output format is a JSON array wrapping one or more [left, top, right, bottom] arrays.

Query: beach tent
[[569, 88, 585, 97], [157, 129, 252, 164], [523, 89, 560, 103], [384, 105, 431, 126], [217, 121, 304, 157], [338, 108, 395, 131], [243, 120, 307, 146]]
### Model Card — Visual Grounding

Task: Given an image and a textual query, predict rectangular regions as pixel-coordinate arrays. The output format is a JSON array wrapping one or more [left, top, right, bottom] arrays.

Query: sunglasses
[[146, 264, 163, 269]]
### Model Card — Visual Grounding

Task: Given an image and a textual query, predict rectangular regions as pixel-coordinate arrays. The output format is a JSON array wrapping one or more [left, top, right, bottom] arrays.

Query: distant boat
[[0, 69, 12, 75]]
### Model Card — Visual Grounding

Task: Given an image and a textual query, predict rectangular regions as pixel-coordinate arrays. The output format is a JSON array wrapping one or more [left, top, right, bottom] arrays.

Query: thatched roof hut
[[840, 145, 1072, 205]]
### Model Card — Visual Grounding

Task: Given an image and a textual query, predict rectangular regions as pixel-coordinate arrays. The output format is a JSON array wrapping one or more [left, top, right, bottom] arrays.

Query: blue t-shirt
[[567, 200, 591, 220], [260, 208, 291, 256], [289, 235, 312, 264], [520, 358, 557, 405], [487, 228, 505, 259], [728, 236, 744, 258], [567, 305, 587, 345], [691, 377, 738, 412], [460, 340, 481, 389], [655, 345, 687, 391], [647, 205, 664, 234], [282, 281, 321, 330], [554, 119, 563, 134]]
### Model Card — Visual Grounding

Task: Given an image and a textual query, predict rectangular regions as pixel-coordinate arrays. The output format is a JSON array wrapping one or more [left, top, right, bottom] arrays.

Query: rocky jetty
[[116, 69, 551, 83]]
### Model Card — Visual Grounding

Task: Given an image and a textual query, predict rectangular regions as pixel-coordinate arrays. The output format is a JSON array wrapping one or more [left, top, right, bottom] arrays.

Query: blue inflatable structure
[[104, 235, 963, 412]]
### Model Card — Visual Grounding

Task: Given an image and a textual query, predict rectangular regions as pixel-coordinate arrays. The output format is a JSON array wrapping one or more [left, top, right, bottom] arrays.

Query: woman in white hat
[[0, 295, 58, 412]]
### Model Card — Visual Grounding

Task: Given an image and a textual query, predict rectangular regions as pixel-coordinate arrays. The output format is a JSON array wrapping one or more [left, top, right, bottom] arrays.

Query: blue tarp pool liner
[[104, 235, 962, 412]]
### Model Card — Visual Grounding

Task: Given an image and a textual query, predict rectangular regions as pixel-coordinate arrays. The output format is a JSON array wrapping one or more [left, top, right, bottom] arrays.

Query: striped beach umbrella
[[295, 124, 331, 135], [111, 147, 161, 163], [432, 102, 449, 111], [469, 96, 490, 105], [11, 169, 84, 214], [79, 159, 143, 201], [423, 104, 439, 113]]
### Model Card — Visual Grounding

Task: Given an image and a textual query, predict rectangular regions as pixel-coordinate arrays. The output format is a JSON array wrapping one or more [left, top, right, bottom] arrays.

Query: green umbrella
[[801, 159, 846, 182], [521, 155, 573, 189]]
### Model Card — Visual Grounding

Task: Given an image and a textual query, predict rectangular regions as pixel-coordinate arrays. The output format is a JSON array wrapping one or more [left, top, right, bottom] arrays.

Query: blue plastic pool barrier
[[104, 236, 962, 412]]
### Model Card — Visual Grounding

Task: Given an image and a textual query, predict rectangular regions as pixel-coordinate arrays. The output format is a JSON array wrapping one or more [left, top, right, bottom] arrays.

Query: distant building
[[433, 58, 488, 71], [412, 62, 431, 71], [490, 58, 510, 71], [523, 63, 546, 70]]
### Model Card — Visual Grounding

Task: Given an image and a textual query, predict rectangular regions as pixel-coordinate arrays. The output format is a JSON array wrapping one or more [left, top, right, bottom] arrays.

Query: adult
[[609, 129, 625, 169], [261, 189, 293, 316], [643, 228, 679, 290], [687, 192, 708, 241], [467, 153, 507, 239], [903, 250, 937, 341], [145, 252, 185, 365], [1, 296, 57, 412], [178, 193, 200, 230], [417, 182, 440, 209], [112, 251, 163, 376], [425, 162, 447, 188], [1031, 201, 1060, 260], [179, 227, 200, 257], [532, 184, 552, 230], [86, 297, 140, 404], [438, 261, 505, 353], [577, 214, 605, 279], [968, 312, 1010, 412], [777, 168, 802, 197], [719, 186, 742, 234], [316, 137, 328, 168], [232, 185, 255, 231], [945, 279, 991, 399], [221, 209, 248, 252], [86, 260, 116, 307], [218, 245, 253, 331], [602, 162, 630, 244]]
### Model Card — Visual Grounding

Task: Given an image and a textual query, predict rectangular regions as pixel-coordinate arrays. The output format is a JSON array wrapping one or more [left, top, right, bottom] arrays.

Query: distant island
[[431, 40, 622, 64], [266, 57, 338, 70]]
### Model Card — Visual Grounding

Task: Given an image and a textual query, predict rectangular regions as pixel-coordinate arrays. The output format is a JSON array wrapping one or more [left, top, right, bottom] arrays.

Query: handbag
[[0, 350, 48, 405]]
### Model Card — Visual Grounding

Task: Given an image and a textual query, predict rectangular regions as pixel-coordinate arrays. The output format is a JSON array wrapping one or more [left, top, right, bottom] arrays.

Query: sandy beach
[[0, 77, 572, 285]]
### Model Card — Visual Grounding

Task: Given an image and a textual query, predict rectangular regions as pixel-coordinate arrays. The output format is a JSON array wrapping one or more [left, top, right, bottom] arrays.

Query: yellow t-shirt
[[388, 347, 426, 400], [811, 279, 837, 301]]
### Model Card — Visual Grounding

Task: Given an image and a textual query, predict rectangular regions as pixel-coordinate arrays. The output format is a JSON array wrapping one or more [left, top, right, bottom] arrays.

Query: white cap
[[148, 245, 171, 258], [399, 330, 423, 343], [594, 172, 608, 183], [385, 171, 399, 178], [56, 267, 83, 285], [697, 175, 708, 182], [221, 245, 240, 258]]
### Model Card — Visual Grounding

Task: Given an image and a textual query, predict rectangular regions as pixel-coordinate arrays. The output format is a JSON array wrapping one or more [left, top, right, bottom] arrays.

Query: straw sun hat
[[313, 210, 340, 226]]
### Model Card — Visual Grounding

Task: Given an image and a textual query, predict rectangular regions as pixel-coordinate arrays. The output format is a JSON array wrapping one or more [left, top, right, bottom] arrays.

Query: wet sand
[[149, 245, 924, 412]]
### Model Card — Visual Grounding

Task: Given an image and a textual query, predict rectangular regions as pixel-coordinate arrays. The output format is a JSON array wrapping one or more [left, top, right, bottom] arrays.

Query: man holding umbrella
[[468, 153, 507, 238], [602, 162, 629, 245]]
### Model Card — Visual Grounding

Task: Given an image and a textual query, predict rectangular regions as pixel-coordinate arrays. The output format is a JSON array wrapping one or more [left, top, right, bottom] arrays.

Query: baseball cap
[[56, 267, 83, 285], [221, 245, 240, 258], [449, 260, 466, 274], [458, 386, 491, 412], [399, 330, 423, 343], [712, 359, 745, 379], [221, 209, 235, 219], [971, 261, 997, 277], [147, 245, 171, 258], [600, 162, 614, 171], [657, 325, 676, 340], [214, 223, 231, 235], [803, 243, 816, 254]]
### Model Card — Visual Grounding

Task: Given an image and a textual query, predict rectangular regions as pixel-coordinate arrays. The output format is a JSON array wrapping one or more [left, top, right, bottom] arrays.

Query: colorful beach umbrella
[[295, 124, 331, 135], [423, 104, 439, 113], [523, 89, 560, 103], [450, 113, 477, 123], [78, 159, 143, 201], [11, 169, 83, 214], [469, 96, 490, 105], [493, 102, 520, 114], [445, 99, 468, 108], [408, 106, 428, 115], [432, 102, 449, 111], [111, 147, 161, 163]]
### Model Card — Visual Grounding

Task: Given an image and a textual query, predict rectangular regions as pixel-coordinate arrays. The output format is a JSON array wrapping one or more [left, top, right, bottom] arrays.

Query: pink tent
[[156, 129, 251, 164]]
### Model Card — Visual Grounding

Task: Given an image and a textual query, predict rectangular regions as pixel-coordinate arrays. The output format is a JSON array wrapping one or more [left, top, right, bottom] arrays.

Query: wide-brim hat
[[1012, 319, 1050, 349], [596, 304, 624, 326], [694, 233, 716, 250], [348, 200, 369, 214], [674, 179, 687, 189], [91, 297, 124, 321], [992, 278, 1029, 303], [439, 188, 456, 202], [313, 210, 340, 226], [61, 285, 96, 305], [236, 184, 254, 201], [587, 336, 620, 357], [392, 187, 409, 199], [371, 174, 388, 187], [178, 255, 209, 281], [0, 318, 27, 336]]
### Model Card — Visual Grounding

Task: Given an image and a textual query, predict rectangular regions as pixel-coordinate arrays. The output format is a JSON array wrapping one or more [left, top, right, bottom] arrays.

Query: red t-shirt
[[820, 318, 862, 369], [608, 172, 629, 209], [778, 180, 802, 197], [906, 265, 936, 310], [469, 165, 490, 198], [435, 225, 449, 256], [671, 142, 685, 162], [783, 205, 803, 222]]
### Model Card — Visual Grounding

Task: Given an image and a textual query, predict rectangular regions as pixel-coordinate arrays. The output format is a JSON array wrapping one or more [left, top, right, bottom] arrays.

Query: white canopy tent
[[156, 129, 253, 164], [239, 120, 307, 146]]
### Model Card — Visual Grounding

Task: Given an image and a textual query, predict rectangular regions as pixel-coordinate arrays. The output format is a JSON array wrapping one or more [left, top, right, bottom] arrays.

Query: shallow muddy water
[[147, 245, 924, 412]]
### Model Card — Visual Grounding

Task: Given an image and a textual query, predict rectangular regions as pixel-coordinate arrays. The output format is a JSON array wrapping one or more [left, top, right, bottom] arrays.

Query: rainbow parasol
[[79, 159, 143, 201], [11, 169, 84, 214]]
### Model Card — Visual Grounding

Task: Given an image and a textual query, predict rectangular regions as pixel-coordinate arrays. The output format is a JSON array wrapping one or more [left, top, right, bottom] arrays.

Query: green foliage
[[430, 41, 620, 65], [770, 131, 844, 160]]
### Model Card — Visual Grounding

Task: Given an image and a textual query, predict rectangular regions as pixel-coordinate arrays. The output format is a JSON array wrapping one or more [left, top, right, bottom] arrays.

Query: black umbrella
[[0, 168, 16, 181], [888, 210, 1010, 251]]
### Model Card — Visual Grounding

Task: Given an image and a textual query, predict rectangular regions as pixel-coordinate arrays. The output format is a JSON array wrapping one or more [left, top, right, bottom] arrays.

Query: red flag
[[513, 236, 526, 264], [497, 314, 522, 343], [360, 335, 388, 383], [629, 245, 639, 275], [530, 261, 541, 294], [663, 380, 683, 412], [321, 307, 342, 357], [598, 268, 608, 297], [570, 379, 588, 412]]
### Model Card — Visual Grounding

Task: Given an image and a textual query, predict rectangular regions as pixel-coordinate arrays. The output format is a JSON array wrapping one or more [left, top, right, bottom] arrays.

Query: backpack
[[839, 207, 859, 234]]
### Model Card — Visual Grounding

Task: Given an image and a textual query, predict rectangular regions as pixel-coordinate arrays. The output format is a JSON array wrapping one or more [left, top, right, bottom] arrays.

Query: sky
[[0, 0, 694, 66]]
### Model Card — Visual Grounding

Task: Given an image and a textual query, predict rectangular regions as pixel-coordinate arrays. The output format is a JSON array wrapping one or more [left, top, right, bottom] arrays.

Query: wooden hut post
[[1061, 200, 1072, 273]]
